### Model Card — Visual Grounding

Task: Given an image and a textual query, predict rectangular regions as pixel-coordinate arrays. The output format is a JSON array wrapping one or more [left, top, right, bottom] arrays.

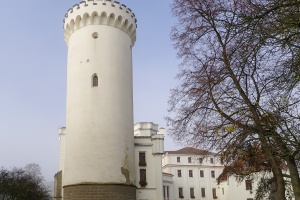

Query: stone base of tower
[[63, 184, 136, 200]]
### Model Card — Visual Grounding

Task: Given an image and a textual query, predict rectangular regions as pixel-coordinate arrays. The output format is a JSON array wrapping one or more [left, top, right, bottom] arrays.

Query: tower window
[[139, 169, 147, 187], [92, 32, 98, 39], [92, 74, 98, 87], [139, 152, 146, 166]]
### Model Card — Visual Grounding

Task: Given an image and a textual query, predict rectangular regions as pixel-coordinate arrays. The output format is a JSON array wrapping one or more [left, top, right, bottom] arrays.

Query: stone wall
[[53, 171, 62, 200], [63, 184, 136, 200]]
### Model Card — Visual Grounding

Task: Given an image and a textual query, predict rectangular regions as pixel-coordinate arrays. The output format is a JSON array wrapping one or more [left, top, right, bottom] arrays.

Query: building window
[[92, 74, 98, 87], [166, 186, 169, 200], [246, 180, 252, 190], [211, 170, 215, 178], [190, 188, 195, 198], [179, 187, 184, 198], [139, 152, 146, 166], [210, 157, 214, 164], [212, 188, 217, 199], [189, 170, 193, 177], [200, 170, 204, 177], [177, 157, 180, 162], [177, 170, 182, 177], [201, 188, 206, 197], [220, 157, 224, 165], [188, 157, 192, 163], [163, 186, 170, 200], [199, 157, 203, 164], [139, 169, 147, 187]]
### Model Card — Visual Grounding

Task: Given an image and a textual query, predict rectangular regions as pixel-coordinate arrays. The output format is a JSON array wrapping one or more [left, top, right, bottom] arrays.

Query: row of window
[[175, 187, 253, 200], [177, 156, 218, 164], [177, 187, 218, 199], [174, 185, 252, 199], [177, 169, 216, 178]]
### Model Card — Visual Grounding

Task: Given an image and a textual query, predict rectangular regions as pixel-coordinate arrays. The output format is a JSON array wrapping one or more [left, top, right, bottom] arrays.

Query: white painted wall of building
[[134, 122, 164, 200], [58, 127, 66, 172], [162, 151, 224, 200], [219, 176, 256, 200], [63, 1, 137, 187]]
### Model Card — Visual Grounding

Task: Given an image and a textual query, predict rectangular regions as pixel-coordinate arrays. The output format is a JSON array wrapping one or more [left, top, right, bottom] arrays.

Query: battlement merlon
[[63, 0, 137, 46]]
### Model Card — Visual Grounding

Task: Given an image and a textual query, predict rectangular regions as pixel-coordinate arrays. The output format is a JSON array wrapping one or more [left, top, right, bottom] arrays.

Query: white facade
[[58, 127, 66, 172], [218, 176, 257, 200], [63, 0, 137, 187], [134, 122, 164, 200], [162, 148, 224, 200], [57, 122, 165, 200]]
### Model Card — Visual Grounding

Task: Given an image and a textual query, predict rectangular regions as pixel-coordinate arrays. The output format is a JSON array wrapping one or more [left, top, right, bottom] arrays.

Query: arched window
[[92, 74, 98, 87]]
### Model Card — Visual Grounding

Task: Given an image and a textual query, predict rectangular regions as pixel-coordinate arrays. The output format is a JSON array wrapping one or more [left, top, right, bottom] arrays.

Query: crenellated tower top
[[63, 0, 137, 45]]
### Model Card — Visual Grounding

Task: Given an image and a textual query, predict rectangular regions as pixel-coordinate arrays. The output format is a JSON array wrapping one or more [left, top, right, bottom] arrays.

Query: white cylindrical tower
[[62, 0, 137, 199]]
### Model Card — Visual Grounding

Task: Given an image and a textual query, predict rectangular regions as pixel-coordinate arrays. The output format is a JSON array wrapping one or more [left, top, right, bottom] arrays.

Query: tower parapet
[[63, 0, 137, 45]]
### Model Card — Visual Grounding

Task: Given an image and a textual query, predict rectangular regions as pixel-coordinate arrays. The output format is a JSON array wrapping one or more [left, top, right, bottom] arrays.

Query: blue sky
[[0, 0, 182, 181]]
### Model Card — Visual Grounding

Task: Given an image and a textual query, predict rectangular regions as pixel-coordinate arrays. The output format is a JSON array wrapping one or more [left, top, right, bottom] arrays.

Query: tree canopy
[[0, 164, 51, 200], [168, 0, 300, 199]]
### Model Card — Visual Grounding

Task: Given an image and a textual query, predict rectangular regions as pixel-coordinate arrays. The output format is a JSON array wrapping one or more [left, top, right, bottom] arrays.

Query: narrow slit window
[[92, 74, 98, 87]]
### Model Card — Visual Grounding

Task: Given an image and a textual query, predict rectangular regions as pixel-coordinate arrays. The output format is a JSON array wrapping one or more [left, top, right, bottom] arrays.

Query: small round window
[[92, 32, 98, 39]]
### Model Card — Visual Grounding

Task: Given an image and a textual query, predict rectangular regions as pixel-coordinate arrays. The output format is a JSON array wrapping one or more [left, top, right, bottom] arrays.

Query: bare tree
[[167, 0, 300, 199]]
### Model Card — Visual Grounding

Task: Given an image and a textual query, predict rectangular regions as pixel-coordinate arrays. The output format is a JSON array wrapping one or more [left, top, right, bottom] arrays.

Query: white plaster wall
[[152, 134, 164, 154], [219, 176, 256, 200], [63, 23, 135, 186], [134, 123, 164, 200], [163, 154, 224, 200], [135, 138, 162, 200], [58, 127, 66, 172], [134, 122, 158, 136], [163, 174, 174, 200]]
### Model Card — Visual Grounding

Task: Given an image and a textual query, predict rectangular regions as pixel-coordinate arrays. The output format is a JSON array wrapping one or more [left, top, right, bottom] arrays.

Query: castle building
[[55, 122, 164, 200], [162, 147, 224, 200], [53, 0, 165, 199], [53, 1, 281, 200]]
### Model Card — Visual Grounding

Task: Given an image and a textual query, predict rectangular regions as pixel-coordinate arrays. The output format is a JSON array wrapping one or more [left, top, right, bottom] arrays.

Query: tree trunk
[[257, 132, 286, 200], [286, 158, 300, 200], [272, 132, 300, 200]]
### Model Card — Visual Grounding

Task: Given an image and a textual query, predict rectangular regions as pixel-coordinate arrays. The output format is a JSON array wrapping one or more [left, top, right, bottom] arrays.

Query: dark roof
[[165, 147, 213, 155]]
